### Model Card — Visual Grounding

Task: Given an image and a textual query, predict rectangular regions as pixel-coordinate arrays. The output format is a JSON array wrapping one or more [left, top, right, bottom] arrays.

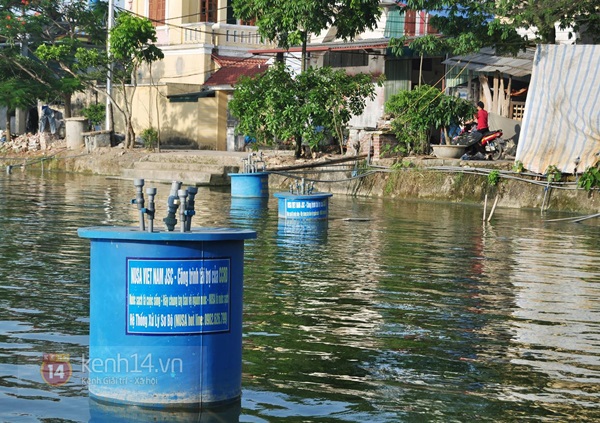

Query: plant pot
[[431, 144, 466, 159]]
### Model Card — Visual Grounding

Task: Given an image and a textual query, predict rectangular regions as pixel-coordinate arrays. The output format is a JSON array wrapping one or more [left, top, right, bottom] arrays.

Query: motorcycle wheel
[[491, 143, 504, 160]]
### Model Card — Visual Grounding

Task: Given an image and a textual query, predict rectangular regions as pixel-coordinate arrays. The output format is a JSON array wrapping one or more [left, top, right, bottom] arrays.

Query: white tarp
[[515, 44, 600, 174]]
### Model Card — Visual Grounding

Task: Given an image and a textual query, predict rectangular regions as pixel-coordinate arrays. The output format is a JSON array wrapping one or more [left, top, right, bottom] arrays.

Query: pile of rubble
[[0, 132, 65, 153]]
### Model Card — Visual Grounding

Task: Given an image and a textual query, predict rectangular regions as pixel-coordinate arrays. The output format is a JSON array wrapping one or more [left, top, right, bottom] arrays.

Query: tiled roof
[[204, 55, 269, 87]]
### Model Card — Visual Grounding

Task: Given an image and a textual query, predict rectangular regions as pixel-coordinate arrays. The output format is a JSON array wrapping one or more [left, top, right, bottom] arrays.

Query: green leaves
[[229, 64, 379, 154], [385, 84, 475, 154], [399, 0, 600, 54], [232, 0, 381, 49], [110, 12, 164, 65], [578, 166, 600, 191]]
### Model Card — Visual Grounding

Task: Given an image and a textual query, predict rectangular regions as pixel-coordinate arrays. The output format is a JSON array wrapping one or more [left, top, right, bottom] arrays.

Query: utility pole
[[105, 0, 115, 132]]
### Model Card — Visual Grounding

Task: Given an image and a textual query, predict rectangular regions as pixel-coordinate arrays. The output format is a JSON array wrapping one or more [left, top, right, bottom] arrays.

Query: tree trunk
[[492, 71, 499, 113], [63, 93, 72, 118], [505, 76, 512, 118], [498, 75, 504, 115], [419, 53, 424, 86], [150, 64, 161, 152], [5, 109, 12, 143], [295, 136, 302, 159], [301, 31, 308, 72], [479, 75, 493, 111]]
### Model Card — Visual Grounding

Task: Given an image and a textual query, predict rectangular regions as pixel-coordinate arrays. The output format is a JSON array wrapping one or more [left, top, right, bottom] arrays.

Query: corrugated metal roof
[[443, 47, 535, 77]]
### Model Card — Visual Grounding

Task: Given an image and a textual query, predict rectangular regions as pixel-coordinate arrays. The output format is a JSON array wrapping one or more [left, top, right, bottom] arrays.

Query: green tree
[[298, 67, 381, 154], [229, 63, 379, 157], [72, 12, 163, 148], [1, 0, 107, 119], [397, 0, 600, 56], [33, 0, 108, 118], [385, 84, 474, 154], [0, 54, 52, 142], [232, 0, 381, 71], [228, 63, 300, 149]]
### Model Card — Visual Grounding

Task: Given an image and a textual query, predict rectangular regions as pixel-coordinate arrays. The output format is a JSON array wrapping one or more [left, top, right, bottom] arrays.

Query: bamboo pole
[[483, 193, 488, 222], [487, 194, 499, 222]]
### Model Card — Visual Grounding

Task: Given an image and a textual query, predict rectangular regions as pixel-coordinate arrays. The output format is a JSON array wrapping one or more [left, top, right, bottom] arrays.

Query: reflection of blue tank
[[229, 197, 269, 221], [89, 397, 241, 422], [277, 218, 328, 247], [229, 172, 269, 198], [78, 227, 256, 409]]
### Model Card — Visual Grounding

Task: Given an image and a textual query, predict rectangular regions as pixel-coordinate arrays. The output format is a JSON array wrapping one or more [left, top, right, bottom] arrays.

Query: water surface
[[1, 170, 599, 422]]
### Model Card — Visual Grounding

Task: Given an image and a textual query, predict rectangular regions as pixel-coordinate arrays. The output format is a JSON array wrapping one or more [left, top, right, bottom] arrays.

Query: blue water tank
[[229, 172, 270, 198], [273, 192, 333, 220], [78, 226, 256, 409]]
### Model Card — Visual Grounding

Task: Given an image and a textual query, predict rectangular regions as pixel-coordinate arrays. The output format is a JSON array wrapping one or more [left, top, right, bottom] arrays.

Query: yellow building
[[121, 0, 272, 150]]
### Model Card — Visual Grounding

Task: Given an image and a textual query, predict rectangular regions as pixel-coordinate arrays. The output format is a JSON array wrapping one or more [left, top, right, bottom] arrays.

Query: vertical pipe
[[146, 187, 157, 233], [178, 189, 188, 233], [185, 187, 198, 231], [105, 0, 114, 132], [134, 179, 145, 231], [163, 181, 182, 231]]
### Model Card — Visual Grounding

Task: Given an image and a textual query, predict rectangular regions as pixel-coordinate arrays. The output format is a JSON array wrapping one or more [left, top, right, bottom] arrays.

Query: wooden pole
[[487, 194, 499, 222], [483, 193, 488, 222]]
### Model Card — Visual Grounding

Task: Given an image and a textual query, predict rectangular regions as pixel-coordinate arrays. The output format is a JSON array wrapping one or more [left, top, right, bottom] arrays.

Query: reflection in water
[[506, 231, 600, 417], [89, 398, 241, 423], [1, 171, 600, 421]]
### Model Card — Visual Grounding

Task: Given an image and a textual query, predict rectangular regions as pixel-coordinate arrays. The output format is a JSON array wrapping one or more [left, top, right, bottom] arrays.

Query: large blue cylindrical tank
[[273, 192, 333, 220], [78, 227, 256, 409], [229, 172, 269, 198]]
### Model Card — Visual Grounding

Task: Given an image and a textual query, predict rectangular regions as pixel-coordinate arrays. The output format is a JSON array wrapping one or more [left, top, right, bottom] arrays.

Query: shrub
[[140, 127, 159, 150]]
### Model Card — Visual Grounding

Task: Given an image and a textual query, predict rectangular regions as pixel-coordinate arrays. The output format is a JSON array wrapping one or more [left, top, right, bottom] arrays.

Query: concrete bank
[[267, 157, 600, 215], [6, 147, 600, 215]]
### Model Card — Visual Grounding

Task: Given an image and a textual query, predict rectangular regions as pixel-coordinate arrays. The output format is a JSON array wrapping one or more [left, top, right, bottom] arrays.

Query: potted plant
[[81, 104, 105, 131], [385, 85, 475, 158]]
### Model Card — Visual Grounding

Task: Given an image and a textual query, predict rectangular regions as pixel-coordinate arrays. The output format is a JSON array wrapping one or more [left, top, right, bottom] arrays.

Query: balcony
[[155, 22, 274, 49]]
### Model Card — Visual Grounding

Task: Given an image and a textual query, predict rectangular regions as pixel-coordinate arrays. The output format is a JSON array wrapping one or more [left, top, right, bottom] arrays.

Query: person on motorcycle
[[462, 101, 489, 155], [473, 101, 489, 141]]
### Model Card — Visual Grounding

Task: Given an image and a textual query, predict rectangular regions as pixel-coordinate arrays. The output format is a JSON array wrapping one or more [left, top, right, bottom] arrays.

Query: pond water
[[1, 169, 600, 422]]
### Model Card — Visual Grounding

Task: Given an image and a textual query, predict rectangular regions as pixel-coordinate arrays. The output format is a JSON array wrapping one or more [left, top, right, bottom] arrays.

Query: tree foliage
[[385, 84, 475, 154], [229, 63, 380, 156], [1, 0, 108, 118], [0, 54, 52, 141], [55, 12, 164, 148], [397, 0, 600, 56], [232, 0, 381, 69]]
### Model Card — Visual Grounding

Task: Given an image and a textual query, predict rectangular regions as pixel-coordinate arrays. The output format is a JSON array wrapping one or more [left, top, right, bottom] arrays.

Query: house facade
[[247, 1, 446, 155], [121, 1, 443, 152], [121, 0, 272, 149]]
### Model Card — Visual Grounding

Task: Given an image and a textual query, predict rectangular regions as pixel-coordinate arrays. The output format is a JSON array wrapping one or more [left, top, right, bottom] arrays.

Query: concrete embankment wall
[[268, 163, 600, 214], [19, 149, 600, 214]]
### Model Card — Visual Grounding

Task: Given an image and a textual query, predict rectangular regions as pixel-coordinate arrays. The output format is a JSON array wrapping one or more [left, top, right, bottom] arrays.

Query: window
[[324, 51, 369, 68], [149, 0, 165, 26], [200, 0, 218, 23], [184, 0, 218, 24]]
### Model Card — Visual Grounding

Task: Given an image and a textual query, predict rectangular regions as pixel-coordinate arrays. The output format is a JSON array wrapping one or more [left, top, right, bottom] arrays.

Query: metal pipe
[[133, 179, 145, 231], [146, 187, 157, 233], [185, 186, 198, 231], [178, 189, 188, 233]]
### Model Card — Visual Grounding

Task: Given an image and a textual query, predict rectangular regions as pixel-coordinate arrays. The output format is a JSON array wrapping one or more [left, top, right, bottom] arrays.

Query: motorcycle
[[451, 123, 505, 160]]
